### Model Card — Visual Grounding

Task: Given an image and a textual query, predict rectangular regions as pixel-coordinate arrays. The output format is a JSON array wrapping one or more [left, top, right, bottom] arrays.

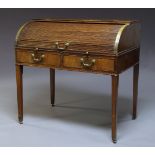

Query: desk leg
[[132, 63, 139, 120], [16, 65, 23, 124], [111, 74, 119, 143], [50, 68, 55, 106]]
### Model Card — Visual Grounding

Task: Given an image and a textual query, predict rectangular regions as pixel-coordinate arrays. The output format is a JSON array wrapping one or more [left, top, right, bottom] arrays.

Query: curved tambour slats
[[117, 23, 141, 54], [16, 19, 140, 55]]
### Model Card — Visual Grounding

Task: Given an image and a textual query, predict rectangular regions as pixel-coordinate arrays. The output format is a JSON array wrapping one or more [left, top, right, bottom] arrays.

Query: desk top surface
[[33, 19, 138, 25]]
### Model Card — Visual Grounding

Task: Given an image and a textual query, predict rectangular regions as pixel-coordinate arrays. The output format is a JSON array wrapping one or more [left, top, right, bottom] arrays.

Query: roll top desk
[[15, 19, 140, 143]]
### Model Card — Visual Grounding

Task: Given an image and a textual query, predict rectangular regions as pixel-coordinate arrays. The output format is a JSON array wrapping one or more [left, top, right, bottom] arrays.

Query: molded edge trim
[[15, 21, 32, 43], [114, 23, 130, 54]]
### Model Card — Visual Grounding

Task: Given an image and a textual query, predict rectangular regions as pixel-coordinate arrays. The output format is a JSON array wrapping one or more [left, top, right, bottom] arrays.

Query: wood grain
[[111, 75, 119, 143], [132, 63, 139, 119], [16, 65, 23, 124], [16, 49, 60, 67], [116, 48, 140, 74], [63, 54, 115, 72], [16, 19, 140, 55]]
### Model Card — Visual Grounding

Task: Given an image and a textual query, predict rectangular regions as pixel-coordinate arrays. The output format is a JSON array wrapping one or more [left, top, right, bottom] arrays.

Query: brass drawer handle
[[80, 57, 96, 68], [55, 42, 70, 51], [31, 53, 45, 63]]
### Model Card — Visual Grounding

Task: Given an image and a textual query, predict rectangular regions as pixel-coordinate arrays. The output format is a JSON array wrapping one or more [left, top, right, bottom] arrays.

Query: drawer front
[[16, 49, 60, 67], [63, 54, 115, 72]]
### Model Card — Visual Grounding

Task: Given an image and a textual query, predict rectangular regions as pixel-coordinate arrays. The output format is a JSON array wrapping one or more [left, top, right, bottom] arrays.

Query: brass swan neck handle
[[55, 42, 70, 51], [31, 53, 45, 63], [80, 52, 96, 68]]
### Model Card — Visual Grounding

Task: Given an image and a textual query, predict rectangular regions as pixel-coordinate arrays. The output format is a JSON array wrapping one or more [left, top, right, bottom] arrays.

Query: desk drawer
[[16, 49, 60, 67], [63, 54, 115, 72]]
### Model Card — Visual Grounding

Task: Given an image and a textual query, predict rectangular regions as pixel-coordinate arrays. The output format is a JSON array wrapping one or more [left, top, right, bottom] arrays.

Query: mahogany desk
[[15, 19, 140, 143]]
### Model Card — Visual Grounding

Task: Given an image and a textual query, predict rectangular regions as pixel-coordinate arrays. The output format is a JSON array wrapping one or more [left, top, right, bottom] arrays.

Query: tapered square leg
[[132, 63, 139, 120], [16, 65, 23, 124], [111, 74, 119, 143], [50, 68, 55, 106]]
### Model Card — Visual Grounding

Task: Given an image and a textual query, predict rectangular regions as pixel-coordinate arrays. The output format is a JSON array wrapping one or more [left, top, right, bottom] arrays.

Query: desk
[[15, 19, 140, 143]]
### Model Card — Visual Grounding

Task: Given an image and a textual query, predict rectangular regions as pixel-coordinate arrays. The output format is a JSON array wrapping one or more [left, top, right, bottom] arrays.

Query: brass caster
[[112, 139, 117, 144], [19, 121, 23, 124], [18, 117, 23, 124], [132, 115, 136, 120]]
